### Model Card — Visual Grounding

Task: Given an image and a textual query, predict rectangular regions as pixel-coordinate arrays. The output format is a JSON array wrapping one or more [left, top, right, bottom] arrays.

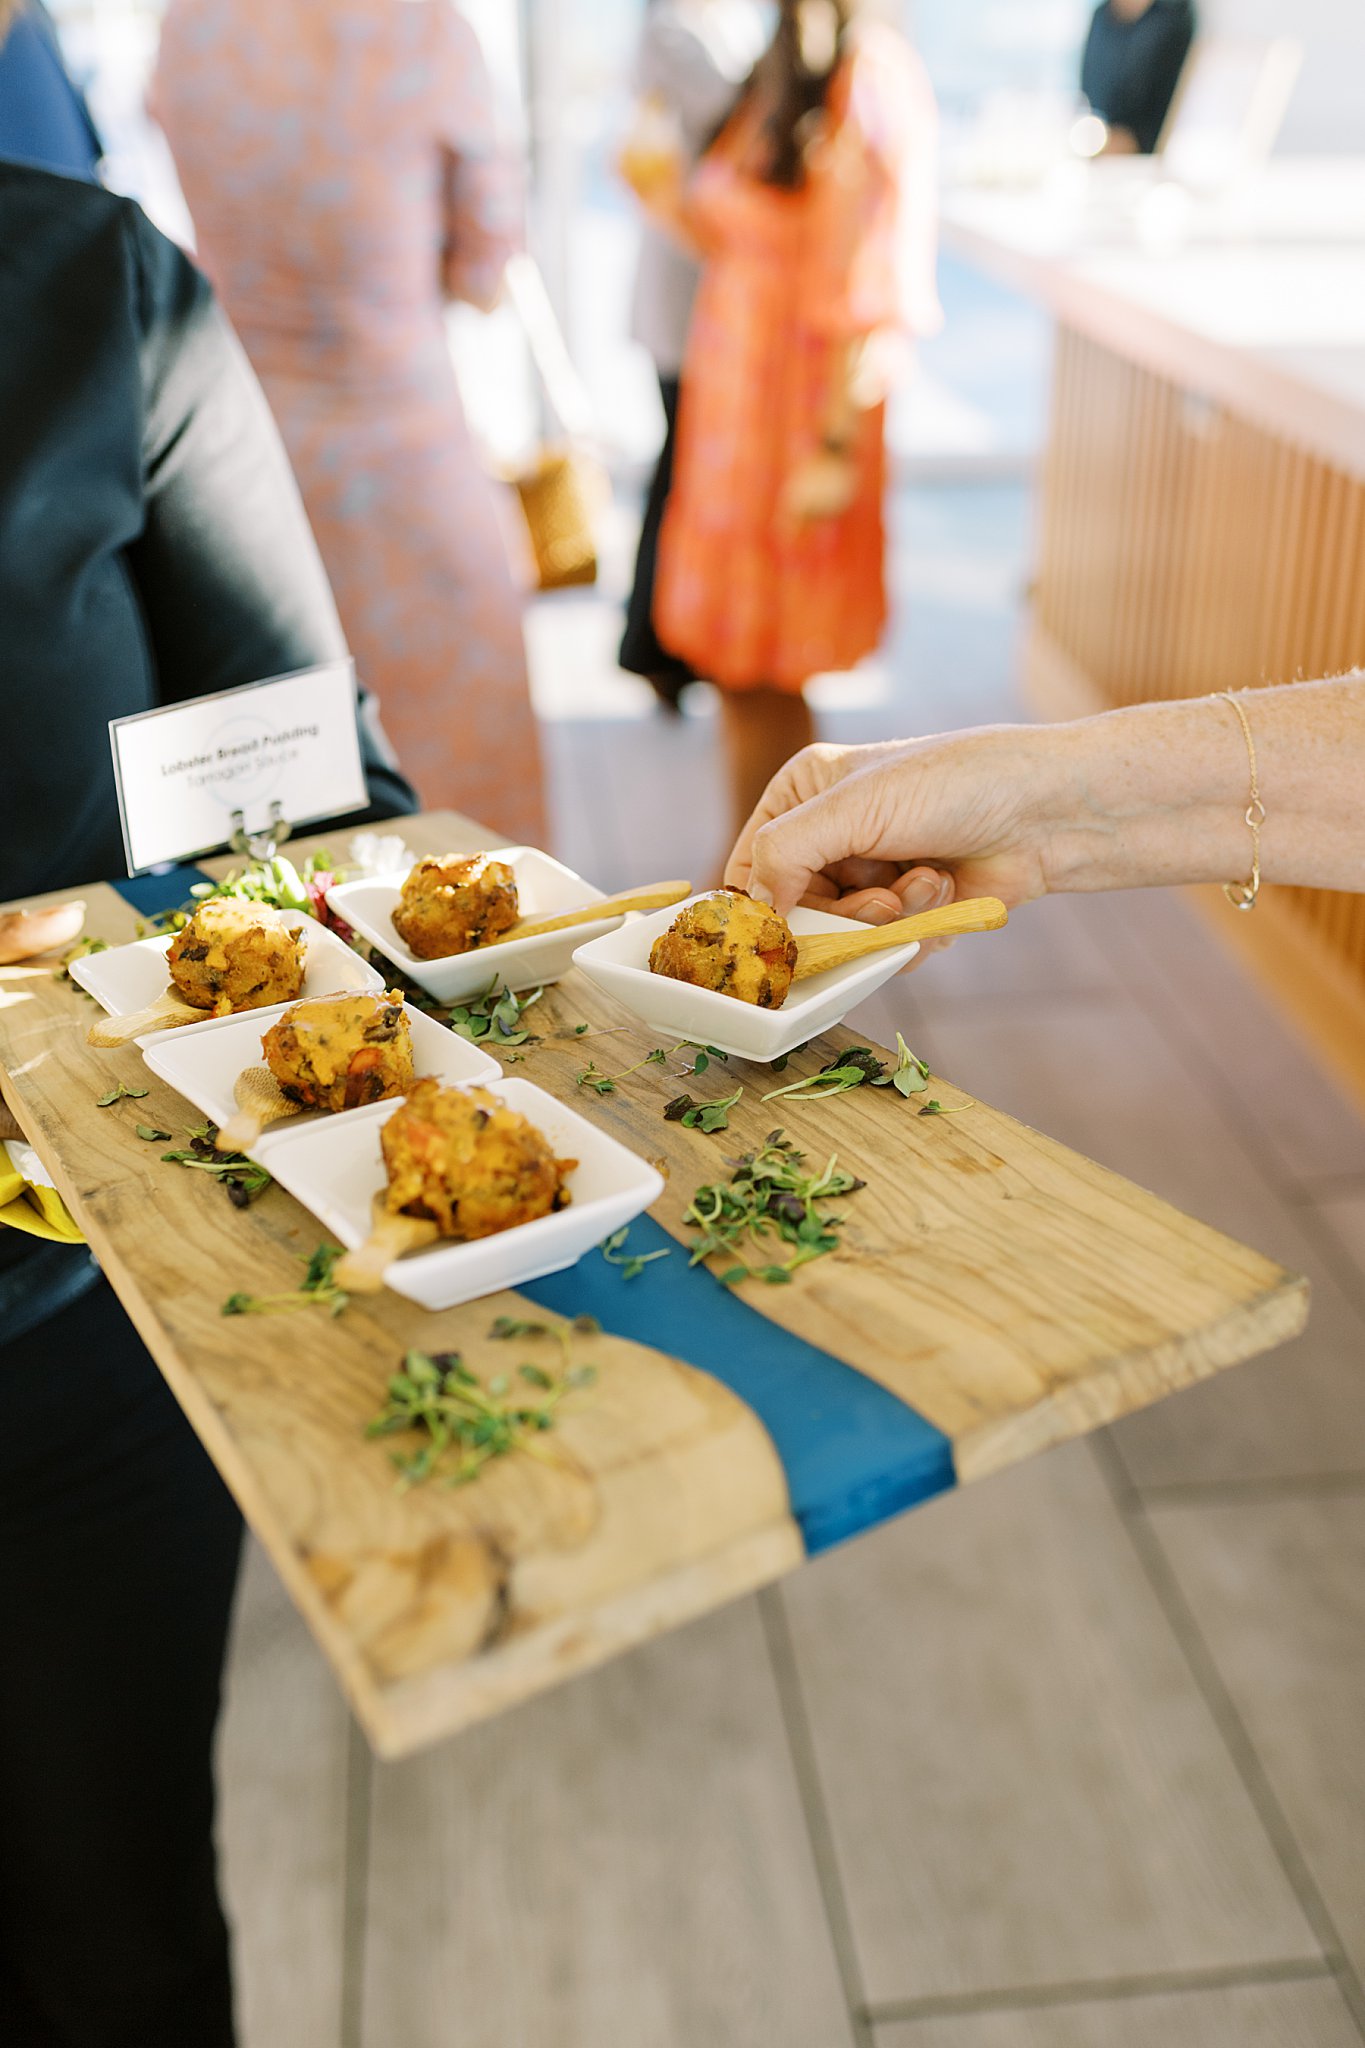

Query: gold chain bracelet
[[1215, 690, 1265, 911]]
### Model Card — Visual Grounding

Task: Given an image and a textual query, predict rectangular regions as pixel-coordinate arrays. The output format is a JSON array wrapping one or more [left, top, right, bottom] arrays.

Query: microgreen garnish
[[682, 1130, 864, 1286], [367, 1322, 599, 1490], [918, 1099, 971, 1118], [135, 1124, 172, 1142], [54, 936, 109, 989], [576, 1048, 668, 1096], [489, 1311, 601, 1350], [663, 1085, 744, 1133], [96, 1083, 150, 1108], [223, 1242, 348, 1318], [447, 978, 544, 1048], [162, 1123, 273, 1207], [890, 1033, 931, 1097], [139, 851, 345, 937], [601, 1226, 672, 1279], [760, 1036, 931, 1103], [763, 1060, 876, 1103], [195, 850, 338, 917], [676, 1042, 729, 1077]]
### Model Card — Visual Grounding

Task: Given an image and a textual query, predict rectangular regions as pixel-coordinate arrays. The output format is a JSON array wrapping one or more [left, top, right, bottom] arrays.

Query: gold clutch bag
[[513, 443, 605, 593], [503, 256, 606, 593]]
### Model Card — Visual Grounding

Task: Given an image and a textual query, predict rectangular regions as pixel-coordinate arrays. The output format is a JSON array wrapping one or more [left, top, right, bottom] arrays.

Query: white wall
[[1198, 0, 1365, 153], [909, 0, 1363, 154]]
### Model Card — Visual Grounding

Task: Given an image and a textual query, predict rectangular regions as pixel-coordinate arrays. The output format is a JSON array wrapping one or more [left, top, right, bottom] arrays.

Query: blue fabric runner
[[524, 1215, 954, 1556], [110, 866, 215, 917], [107, 866, 957, 1554]]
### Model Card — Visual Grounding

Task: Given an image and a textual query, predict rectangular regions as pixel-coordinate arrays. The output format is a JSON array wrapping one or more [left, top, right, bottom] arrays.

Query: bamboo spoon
[[216, 1065, 297, 1153], [791, 896, 1009, 983], [335, 1195, 441, 1293], [492, 879, 692, 945], [87, 989, 207, 1047]]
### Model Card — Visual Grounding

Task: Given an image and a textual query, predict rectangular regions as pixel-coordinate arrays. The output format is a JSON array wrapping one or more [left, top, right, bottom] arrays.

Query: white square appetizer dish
[[326, 847, 622, 1001], [140, 998, 501, 1138], [257, 1078, 665, 1311], [69, 914, 384, 1037], [572, 895, 920, 1062]]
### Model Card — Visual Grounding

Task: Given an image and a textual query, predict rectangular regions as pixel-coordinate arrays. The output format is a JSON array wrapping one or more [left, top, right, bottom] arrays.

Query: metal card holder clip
[[229, 802, 292, 864]]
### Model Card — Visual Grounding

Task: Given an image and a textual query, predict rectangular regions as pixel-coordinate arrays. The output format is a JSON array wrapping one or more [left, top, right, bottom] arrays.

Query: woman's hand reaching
[[724, 676, 1365, 932], [724, 730, 1063, 931]]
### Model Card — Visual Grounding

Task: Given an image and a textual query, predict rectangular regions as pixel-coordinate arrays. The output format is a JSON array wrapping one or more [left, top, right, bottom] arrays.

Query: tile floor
[[217, 481, 1365, 2046]]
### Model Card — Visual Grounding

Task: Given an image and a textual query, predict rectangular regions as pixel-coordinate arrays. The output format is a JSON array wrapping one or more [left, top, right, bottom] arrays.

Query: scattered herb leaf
[[54, 936, 110, 990], [890, 1033, 931, 1098], [223, 1242, 348, 1318], [918, 1099, 972, 1118], [676, 1041, 729, 1077], [600, 1226, 672, 1280], [135, 1124, 172, 1142], [663, 1086, 743, 1132], [96, 1083, 150, 1108], [446, 978, 544, 1049], [576, 1047, 667, 1096]]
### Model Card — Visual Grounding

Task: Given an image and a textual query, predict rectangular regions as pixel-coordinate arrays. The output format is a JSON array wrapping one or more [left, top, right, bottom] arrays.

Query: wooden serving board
[[0, 813, 1307, 1756]]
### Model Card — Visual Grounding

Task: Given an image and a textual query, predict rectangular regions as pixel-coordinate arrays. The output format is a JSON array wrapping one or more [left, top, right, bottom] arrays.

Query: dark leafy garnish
[[663, 1086, 743, 1133], [600, 1226, 671, 1280], [223, 1241, 347, 1317], [162, 1123, 272, 1206], [367, 1325, 599, 1490], [682, 1130, 865, 1286], [447, 979, 544, 1049]]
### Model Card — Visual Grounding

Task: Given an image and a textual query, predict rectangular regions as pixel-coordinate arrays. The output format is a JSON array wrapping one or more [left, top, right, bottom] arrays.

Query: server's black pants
[[0, 1261, 242, 2047]]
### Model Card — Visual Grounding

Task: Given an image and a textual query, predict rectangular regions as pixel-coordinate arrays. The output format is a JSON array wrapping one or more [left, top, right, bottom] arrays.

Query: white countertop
[[940, 160, 1365, 480]]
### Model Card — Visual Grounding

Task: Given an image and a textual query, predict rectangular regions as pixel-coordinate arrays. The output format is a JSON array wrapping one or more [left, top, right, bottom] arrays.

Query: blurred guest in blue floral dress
[[155, 0, 546, 841]]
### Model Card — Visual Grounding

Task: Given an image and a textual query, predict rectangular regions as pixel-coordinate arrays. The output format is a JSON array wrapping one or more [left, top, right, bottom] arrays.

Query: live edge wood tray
[[0, 812, 1307, 1758]]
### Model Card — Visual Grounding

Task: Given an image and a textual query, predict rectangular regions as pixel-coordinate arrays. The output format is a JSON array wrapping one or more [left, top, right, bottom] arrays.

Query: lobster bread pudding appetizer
[[166, 899, 306, 1016], [380, 1079, 574, 1241], [391, 853, 519, 960], [262, 992, 414, 1113], [648, 889, 799, 1008]]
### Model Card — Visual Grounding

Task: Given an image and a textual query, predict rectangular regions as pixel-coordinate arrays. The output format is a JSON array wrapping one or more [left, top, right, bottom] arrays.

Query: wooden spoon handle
[[335, 1209, 441, 1293], [87, 989, 205, 1048], [217, 1066, 295, 1153], [496, 880, 692, 944], [792, 896, 1009, 983]]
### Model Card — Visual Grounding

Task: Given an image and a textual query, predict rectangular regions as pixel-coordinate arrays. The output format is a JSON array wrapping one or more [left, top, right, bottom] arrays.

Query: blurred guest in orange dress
[[652, 0, 941, 833], [154, 0, 546, 843]]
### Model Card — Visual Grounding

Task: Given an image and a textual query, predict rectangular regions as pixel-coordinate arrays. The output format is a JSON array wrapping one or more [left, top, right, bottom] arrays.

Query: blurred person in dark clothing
[[1081, 0, 1196, 155], [0, 143, 414, 2047], [619, 0, 768, 713], [0, 0, 100, 177]]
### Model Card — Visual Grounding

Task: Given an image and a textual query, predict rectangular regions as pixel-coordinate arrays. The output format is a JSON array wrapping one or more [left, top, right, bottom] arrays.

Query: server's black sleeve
[[125, 205, 417, 824]]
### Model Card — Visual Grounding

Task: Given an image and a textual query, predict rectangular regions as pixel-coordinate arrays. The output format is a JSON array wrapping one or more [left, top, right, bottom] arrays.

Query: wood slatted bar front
[[940, 172, 1365, 1108], [1027, 328, 1365, 1107]]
